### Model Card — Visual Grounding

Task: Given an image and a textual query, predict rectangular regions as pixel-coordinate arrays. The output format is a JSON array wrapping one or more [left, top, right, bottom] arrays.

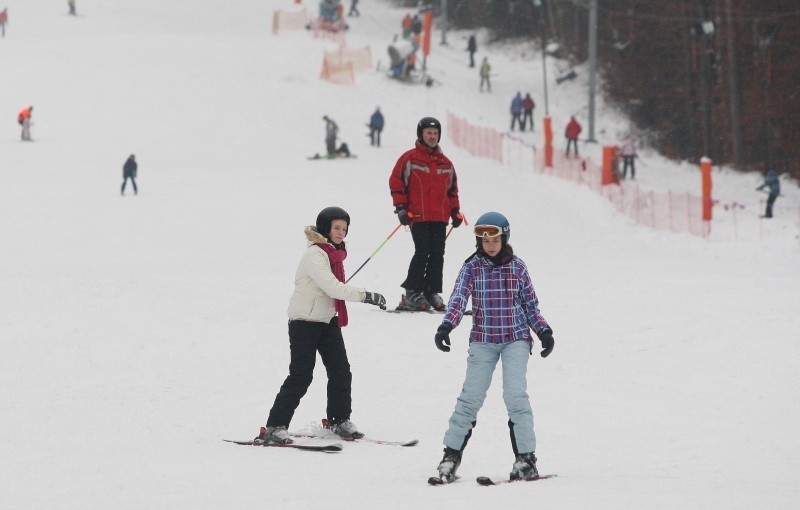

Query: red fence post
[[701, 157, 712, 221]]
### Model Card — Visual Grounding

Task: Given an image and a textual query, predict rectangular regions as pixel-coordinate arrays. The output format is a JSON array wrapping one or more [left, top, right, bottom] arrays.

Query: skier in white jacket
[[257, 207, 387, 445]]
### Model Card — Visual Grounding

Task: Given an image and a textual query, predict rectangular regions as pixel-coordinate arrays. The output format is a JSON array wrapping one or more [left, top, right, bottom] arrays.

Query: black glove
[[435, 323, 453, 352], [450, 209, 463, 228], [395, 205, 412, 226], [538, 329, 554, 358], [363, 291, 387, 310]]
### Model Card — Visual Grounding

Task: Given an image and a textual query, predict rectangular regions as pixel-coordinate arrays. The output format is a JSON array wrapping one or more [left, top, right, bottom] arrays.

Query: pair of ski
[[224, 422, 418, 453], [384, 309, 473, 315], [428, 474, 557, 486]]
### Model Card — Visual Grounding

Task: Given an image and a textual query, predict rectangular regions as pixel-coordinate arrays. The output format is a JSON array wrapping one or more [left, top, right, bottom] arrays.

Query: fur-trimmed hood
[[304, 225, 328, 245]]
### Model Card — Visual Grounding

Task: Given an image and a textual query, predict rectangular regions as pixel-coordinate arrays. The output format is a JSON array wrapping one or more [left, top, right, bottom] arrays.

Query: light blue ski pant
[[443, 340, 536, 454]]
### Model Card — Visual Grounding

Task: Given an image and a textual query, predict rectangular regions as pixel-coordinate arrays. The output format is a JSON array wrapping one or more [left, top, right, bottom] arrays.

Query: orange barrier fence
[[447, 112, 709, 238], [272, 8, 309, 34]]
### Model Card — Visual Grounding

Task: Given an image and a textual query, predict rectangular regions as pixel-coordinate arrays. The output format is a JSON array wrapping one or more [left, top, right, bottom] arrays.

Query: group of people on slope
[[510, 92, 536, 132], [257, 116, 556, 484]]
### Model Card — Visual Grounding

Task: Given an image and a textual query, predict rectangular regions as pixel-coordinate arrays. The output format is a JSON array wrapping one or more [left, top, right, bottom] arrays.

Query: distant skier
[[389, 117, 462, 311], [322, 115, 339, 157], [335, 142, 351, 158], [510, 92, 523, 131], [256, 206, 387, 445], [479, 57, 491, 93], [121, 154, 138, 196], [68, 0, 76, 16], [619, 136, 637, 179], [1, 7, 8, 37], [756, 169, 781, 218], [565, 116, 582, 157], [522, 93, 535, 131], [467, 34, 477, 68], [368, 107, 384, 147], [411, 14, 422, 36], [17, 105, 33, 141], [401, 13, 413, 39], [431, 211, 555, 485], [348, 0, 359, 17]]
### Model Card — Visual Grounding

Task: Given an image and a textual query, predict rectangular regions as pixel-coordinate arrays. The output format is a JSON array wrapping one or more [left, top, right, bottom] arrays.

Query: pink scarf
[[315, 243, 348, 327]]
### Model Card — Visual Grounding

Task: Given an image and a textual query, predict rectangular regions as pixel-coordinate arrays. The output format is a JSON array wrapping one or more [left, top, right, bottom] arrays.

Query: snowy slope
[[1, 1, 799, 509]]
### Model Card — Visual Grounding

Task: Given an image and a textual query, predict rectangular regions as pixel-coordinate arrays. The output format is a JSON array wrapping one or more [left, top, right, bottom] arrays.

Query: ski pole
[[345, 222, 405, 283]]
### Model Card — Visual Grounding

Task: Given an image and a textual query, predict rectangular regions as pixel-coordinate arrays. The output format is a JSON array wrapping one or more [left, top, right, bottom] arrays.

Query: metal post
[[534, 0, 549, 115], [440, 0, 448, 45], [587, 0, 598, 142]]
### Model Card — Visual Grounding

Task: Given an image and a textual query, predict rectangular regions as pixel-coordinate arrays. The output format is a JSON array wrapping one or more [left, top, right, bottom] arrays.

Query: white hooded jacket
[[287, 226, 367, 323]]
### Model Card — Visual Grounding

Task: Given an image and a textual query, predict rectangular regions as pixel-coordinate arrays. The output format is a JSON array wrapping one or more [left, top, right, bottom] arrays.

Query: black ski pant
[[622, 156, 635, 179], [522, 111, 534, 131], [566, 137, 579, 157], [402, 221, 446, 294], [510, 113, 522, 131], [266, 318, 352, 428], [765, 193, 778, 218], [121, 176, 137, 194], [370, 128, 382, 147]]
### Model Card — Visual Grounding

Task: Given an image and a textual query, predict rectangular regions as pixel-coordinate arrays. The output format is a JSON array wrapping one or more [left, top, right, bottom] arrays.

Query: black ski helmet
[[316, 206, 351, 239], [417, 116, 441, 144]]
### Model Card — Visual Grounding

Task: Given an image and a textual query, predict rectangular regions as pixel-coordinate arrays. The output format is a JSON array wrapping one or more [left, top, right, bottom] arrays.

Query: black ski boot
[[396, 290, 430, 311], [437, 447, 462, 483], [425, 293, 445, 311], [509, 452, 539, 481]]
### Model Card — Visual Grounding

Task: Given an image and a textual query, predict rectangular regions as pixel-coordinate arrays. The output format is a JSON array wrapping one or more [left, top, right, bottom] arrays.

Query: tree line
[[391, 0, 800, 180]]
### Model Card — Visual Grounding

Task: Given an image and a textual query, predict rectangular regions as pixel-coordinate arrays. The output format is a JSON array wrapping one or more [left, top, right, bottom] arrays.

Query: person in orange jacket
[[401, 13, 412, 39], [17, 106, 33, 141]]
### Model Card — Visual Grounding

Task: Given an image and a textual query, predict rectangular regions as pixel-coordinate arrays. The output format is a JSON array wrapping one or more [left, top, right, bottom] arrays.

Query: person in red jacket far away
[[565, 116, 582, 157], [389, 117, 463, 311]]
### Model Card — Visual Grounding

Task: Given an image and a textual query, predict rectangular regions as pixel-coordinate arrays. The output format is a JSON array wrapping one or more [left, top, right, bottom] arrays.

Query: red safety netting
[[447, 112, 709, 237], [271, 8, 309, 35]]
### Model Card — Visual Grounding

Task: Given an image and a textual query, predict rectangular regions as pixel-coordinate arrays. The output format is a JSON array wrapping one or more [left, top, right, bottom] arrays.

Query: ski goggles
[[474, 224, 504, 238]]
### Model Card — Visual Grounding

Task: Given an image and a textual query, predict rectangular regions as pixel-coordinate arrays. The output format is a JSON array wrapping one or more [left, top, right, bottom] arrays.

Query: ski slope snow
[[1, 1, 798, 509]]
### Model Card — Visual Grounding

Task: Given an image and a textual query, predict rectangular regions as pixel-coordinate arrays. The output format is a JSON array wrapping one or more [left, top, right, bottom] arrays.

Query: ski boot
[[424, 293, 445, 311], [324, 419, 365, 440], [396, 290, 430, 311], [256, 426, 293, 445], [509, 452, 539, 481], [436, 447, 462, 483]]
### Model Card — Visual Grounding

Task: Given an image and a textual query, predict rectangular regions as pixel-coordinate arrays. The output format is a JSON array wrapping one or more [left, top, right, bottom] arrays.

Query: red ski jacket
[[389, 141, 460, 223], [565, 118, 582, 139]]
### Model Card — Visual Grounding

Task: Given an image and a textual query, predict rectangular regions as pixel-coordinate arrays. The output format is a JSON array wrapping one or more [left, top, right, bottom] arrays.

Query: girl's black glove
[[537, 329, 555, 358], [435, 323, 453, 352]]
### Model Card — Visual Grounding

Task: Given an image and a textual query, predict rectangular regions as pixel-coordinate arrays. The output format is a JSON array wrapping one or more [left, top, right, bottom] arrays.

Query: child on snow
[[258, 207, 387, 444], [431, 211, 555, 483]]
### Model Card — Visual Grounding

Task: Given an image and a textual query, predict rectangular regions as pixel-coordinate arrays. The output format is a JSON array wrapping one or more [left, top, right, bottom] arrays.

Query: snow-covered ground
[[1, 1, 798, 509]]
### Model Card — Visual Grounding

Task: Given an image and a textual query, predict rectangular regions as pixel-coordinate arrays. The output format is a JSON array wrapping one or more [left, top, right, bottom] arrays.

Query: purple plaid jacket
[[442, 254, 550, 344]]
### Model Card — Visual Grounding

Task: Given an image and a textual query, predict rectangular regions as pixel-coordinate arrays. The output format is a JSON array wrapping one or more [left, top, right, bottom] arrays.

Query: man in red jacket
[[565, 116, 582, 157], [389, 117, 462, 311]]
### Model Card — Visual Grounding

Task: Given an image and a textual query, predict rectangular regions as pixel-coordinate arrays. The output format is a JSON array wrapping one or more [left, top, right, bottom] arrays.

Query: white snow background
[[1, 1, 799, 509]]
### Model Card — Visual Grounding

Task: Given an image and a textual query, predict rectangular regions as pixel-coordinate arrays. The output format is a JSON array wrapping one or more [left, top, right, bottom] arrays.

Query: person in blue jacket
[[756, 170, 780, 218], [369, 107, 384, 147], [510, 92, 523, 131], [430, 211, 555, 484]]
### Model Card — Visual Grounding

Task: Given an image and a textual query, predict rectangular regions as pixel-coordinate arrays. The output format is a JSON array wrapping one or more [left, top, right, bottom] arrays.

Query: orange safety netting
[[447, 112, 709, 238], [272, 9, 309, 35]]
